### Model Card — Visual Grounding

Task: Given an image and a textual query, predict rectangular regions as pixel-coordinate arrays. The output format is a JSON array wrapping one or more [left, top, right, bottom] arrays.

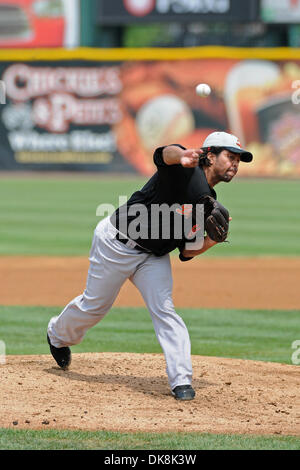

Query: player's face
[[211, 150, 240, 182]]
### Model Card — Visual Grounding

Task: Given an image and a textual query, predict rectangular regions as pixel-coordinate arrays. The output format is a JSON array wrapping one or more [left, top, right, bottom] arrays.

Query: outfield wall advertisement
[[0, 0, 80, 48], [0, 49, 299, 176], [97, 0, 259, 23]]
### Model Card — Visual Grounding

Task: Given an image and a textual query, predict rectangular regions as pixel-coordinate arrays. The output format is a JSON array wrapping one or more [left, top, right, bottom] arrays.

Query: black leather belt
[[116, 233, 151, 254]]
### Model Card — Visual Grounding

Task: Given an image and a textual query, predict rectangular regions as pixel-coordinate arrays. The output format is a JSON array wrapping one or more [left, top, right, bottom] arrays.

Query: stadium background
[[0, 0, 300, 451]]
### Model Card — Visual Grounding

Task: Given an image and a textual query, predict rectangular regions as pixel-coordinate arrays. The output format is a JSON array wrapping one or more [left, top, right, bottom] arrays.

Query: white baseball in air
[[196, 83, 211, 97]]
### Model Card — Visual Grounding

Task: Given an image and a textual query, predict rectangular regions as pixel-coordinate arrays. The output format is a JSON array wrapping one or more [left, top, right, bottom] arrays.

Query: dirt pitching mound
[[1, 353, 299, 436]]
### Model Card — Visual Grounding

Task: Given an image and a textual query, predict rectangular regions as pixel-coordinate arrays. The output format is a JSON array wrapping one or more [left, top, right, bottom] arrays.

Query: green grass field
[[0, 177, 299, 256], [0, 176, 299, 450], [1, 305, 299, 364], [1, 428, 300, 450]]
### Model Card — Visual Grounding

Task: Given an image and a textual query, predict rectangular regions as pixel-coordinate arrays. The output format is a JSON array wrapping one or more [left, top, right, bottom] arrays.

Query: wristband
[[179, 253, 194, 262]]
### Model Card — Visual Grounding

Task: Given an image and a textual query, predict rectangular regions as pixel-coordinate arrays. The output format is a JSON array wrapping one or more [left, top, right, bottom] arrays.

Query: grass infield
[[1, 305, 298, 365], [0, 428, 300, 450]]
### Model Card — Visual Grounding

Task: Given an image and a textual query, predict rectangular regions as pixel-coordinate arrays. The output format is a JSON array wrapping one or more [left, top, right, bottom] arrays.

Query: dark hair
[[198, 146, 225, 168]]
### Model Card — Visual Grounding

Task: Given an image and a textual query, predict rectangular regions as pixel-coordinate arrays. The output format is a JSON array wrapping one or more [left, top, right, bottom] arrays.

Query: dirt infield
[[1, 256, 300, 309], [1, 255, 300, 436]]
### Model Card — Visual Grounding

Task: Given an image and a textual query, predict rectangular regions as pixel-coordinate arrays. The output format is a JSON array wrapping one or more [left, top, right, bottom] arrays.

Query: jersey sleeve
[[153, 144, 186, 168]]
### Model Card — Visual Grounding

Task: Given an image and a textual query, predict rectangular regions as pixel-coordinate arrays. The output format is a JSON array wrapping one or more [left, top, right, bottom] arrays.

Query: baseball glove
[[201, 195, 230, 243]]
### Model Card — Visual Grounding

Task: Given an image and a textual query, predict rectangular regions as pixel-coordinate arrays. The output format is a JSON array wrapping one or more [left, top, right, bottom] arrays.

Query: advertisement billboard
[[0, 0, 79, 48], [0, 60, 133, 172], [98, 0, 259, 24], [261, 0, 300, 23], [0, 52, 299, 176]]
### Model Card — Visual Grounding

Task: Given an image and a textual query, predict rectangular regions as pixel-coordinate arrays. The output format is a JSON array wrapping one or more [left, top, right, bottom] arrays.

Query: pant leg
[[130, 254, 193, 391], [48, 218, 149, 348]]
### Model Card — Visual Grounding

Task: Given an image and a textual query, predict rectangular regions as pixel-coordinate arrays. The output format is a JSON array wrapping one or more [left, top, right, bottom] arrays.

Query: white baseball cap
[[202, 131, 253, 163]]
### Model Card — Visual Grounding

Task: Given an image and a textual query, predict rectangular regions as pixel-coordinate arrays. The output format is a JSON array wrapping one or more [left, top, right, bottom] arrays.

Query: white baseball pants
[[47, 217, 192, 390]]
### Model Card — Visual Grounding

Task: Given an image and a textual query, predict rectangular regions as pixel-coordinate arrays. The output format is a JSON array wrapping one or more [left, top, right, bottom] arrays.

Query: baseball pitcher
[[47, 131, 253, 401]]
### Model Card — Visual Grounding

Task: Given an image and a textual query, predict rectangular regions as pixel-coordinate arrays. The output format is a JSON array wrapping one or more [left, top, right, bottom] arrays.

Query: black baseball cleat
[[172, 385, 195, 401], [47, 334, 71, 370]]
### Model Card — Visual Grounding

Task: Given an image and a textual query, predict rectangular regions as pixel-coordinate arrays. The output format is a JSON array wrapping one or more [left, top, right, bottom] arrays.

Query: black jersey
[[111, 145, 216, 256]]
